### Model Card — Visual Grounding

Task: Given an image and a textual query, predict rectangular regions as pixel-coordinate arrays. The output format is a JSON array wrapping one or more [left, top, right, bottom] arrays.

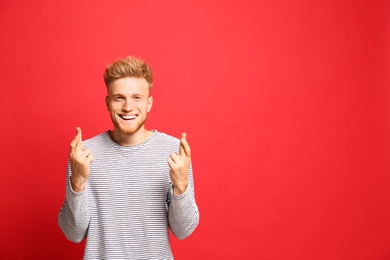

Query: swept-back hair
[[103, 56, 153, 88]]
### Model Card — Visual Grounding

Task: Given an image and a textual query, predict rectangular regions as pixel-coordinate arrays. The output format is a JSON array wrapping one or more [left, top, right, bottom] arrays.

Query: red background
[[0, 0, 389, 259]]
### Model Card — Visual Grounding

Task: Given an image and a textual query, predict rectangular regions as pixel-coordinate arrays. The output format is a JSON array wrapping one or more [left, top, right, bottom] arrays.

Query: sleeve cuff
[[170, 183, 191, 201], [68, 177, 87, 197]]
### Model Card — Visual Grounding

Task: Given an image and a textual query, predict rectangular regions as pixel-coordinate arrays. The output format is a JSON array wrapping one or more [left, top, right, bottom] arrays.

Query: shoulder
[[151, 131, 180, 150], [154, 131, 179, 143], [82, 132, 109, 149], [154, 131, 179, 142]]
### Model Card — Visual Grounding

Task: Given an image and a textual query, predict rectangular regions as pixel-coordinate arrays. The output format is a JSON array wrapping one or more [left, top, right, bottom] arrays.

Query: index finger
[[179, 133, 191, 157]]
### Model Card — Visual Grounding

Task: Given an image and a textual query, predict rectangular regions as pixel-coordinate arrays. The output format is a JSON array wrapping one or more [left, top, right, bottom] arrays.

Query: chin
[[117, 124, 142, 135]]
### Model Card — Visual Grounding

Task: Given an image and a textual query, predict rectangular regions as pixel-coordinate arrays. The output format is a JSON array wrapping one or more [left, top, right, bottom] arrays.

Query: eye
[[115, 96, 124, 101]]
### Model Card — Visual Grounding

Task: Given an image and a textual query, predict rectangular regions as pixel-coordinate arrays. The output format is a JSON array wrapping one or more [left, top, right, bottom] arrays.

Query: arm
[[168, 164, 199, 239], [57, 127, 93, 243], [167, 133, 200, 239], [57, 163, 91, 243]]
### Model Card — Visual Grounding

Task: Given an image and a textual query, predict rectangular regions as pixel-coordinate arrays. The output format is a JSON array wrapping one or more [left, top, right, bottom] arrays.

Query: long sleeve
[[57, 163, 91, 243], [168, 165, 199, 240]]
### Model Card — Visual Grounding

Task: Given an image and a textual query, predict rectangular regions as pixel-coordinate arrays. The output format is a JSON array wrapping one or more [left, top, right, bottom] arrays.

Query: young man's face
[[106, 77, 153, 136]]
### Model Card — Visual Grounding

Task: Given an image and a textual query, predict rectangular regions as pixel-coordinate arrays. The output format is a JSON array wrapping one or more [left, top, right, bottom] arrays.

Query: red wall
[[0, 1, 389, 259]]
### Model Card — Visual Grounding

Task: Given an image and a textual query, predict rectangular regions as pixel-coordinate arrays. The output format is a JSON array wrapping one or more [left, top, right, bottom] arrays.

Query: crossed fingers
[[69, 127, 94, 192], [168, 133, 191, 195], [168, 133, 191, 166], [69, 127, 94, 163], [179, 133, 191, 158]]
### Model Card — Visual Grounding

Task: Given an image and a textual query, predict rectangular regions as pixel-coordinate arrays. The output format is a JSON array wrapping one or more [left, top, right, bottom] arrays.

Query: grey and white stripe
[[58, 131, 199, 260]]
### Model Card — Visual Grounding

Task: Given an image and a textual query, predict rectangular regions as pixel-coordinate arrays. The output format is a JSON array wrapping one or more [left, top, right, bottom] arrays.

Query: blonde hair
[[103, 56, 153, 88]]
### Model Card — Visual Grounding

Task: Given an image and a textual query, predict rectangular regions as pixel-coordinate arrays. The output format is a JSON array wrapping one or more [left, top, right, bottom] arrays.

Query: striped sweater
[[58, 131, 199, 259]]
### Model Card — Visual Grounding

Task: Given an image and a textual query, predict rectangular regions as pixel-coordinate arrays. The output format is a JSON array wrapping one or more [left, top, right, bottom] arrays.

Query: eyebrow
[[111, 93, 145, 98], [111, 92, 144, 96]]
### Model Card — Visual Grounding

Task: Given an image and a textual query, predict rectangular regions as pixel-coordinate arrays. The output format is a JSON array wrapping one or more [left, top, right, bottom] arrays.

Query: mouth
[[119, 115, 137, 120]]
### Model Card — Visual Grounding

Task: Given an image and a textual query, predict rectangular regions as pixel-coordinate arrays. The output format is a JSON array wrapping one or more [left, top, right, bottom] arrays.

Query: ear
[[147, 96, 153, 112], [105, 96, 109, 111]]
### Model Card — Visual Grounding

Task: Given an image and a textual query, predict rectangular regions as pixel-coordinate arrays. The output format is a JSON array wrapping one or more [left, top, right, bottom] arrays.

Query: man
[[58, 56, 199, 259]]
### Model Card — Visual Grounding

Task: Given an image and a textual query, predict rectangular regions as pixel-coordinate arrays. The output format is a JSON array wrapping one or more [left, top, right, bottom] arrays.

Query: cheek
[[137, 102, 149, 111], [107, 103, 119, 113]]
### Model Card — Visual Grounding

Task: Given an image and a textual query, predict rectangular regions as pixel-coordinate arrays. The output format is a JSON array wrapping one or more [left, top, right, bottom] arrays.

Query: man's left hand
[[168, 133, 191, 195]]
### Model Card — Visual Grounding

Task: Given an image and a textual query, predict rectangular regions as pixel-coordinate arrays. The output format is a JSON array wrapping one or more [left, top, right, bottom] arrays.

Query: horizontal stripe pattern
[[58, 131, 199, 259]]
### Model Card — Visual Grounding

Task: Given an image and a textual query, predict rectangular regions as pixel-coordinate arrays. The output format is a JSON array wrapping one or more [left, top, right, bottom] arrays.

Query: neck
[[109, 127, 153, 146]]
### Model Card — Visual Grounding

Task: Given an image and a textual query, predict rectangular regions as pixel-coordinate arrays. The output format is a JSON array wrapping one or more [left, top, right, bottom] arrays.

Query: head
[[104, 56, 154, 142]]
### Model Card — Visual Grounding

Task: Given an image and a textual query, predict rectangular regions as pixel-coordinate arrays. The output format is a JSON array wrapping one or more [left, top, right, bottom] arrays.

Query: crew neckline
[[104, 130, 158, 150]]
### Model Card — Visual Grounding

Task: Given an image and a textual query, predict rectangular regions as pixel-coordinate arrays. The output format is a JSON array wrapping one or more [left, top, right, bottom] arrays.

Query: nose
[[123, 99, 133, 112]]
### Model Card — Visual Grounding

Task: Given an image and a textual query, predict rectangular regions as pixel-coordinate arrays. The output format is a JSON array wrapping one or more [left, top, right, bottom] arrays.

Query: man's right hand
[[69, 127, 94, 192]]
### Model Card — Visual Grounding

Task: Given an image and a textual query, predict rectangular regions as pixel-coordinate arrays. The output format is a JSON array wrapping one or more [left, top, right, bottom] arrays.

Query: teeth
[[122, 115, 136, 120]]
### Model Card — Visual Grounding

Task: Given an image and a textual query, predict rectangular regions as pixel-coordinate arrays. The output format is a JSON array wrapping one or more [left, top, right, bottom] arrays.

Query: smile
[[120, 115, 137, 120]]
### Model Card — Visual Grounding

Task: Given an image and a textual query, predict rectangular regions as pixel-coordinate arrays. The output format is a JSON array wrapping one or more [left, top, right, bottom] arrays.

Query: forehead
[[107, 77, 150, 95]]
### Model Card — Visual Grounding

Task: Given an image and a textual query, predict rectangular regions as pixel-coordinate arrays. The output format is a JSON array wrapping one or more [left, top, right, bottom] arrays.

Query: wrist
[[70, 175, 86, 192], [173, 182, 188, 196]]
